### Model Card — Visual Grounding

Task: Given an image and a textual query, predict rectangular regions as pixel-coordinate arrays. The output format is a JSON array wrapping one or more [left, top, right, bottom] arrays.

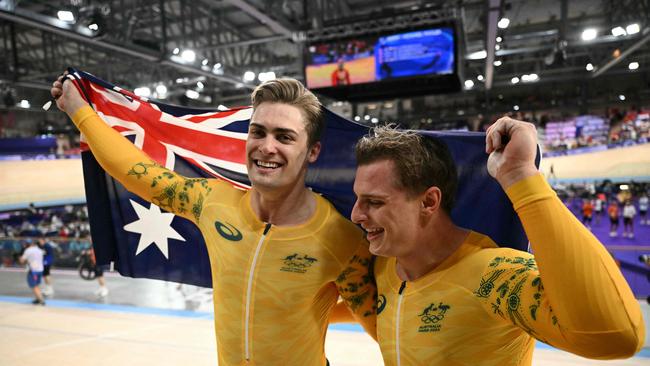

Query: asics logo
[[215, 221, 242, 241]]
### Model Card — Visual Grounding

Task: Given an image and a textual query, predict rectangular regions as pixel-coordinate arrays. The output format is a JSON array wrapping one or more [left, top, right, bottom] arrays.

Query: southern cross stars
[[123, 199, 185, 259]]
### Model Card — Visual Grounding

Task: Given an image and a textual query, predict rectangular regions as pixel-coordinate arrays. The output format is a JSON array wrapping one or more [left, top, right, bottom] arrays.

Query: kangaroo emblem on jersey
[[418, 302, 451, 333], [281, 253, 318, 273], [215, 221, 242, 241]]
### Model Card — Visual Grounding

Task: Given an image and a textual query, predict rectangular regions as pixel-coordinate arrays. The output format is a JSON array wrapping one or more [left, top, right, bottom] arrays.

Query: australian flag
[[69, 68, 532, 288]]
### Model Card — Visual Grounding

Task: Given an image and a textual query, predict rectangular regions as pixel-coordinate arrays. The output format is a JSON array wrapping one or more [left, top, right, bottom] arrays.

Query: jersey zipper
[[395, 281, 406, 366], [244, 223, 272, 361]]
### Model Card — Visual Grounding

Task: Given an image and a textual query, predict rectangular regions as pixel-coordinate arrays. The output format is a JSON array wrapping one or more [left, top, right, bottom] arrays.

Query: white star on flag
[[123, 199, 185, 259]]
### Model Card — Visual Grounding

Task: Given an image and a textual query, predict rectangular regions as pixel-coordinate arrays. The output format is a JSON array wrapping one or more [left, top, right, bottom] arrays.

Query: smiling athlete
[[51, 74, 376, 365], [349, 121, 644, 365]]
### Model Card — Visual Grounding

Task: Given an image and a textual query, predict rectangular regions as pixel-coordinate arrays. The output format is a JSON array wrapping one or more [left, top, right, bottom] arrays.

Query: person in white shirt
[[639, 194, 649, 225], [19, 239, 45, 305], [622, 200, 637, 238]]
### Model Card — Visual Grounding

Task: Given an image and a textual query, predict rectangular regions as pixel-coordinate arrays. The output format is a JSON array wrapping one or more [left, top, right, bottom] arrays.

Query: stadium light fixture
[[172, 48, 180, 55], [496, 36, 502, 43], [354, 116, 361, 121], [202, 59, 209, 66], [611, 26, 627, 37], [477, 75, 484, 81], [626, 23, 640, 35], [581, 28, 597, 41], [513, 105, 520, 111], [497, 18, 510, 29], [586, 63, 594, 71], [196, 81, 204, 89], [629, 61, 639, 70], [181, 49, 196, 63], [467, 50, 487, 60], [19, 99, 30, 109], [619, 95, 626, 101], [371, 117, 379, 124], [494, 60, 502, 67], [134, 87, 151, 97], [243, 71, 256, 82], [155, 84, 167, 95], [511, 76, 520, 84], [57, 10, 75, 22], [464, 80, 474, 89], [185, 90, 200, 99]]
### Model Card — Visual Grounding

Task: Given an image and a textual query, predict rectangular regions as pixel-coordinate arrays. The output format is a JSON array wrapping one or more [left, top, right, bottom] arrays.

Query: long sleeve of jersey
[[500, 173, 644, 358], [71, 106, 216, 224], [335, 246, 378, 340]]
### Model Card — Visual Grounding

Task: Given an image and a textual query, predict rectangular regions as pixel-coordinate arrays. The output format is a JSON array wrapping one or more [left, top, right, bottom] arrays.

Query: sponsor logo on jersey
[[215, 221, 242, 241], [376, 294, 387, 315], [280, 253, 318, 273], [417, 302, 451, 333]]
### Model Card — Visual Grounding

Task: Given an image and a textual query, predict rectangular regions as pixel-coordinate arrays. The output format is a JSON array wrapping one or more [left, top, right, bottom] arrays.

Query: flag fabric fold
[[70, 68, 533, 288]]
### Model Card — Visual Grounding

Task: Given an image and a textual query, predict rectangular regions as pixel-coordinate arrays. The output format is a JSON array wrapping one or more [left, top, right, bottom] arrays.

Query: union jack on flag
[[68, 67, 532, 288]]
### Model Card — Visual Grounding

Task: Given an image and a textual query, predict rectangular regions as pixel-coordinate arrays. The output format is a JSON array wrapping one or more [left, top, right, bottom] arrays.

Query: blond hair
[[251, 78, 324, 146], [355, 125, 458, 213]]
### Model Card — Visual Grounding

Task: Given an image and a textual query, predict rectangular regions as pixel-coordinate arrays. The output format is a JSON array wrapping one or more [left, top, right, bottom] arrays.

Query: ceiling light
[[511, 76, 520, 84], [496, 36, 502, 43], [371, 117, 379, 124], [626, 23, 640, 35], [354, 116, 361, 122], [172, 47, 180, 55], [477, 75, 484, 81], [513, 105, 520, 111], [88, 23, 99, 31], [495, 44, 501, 51], [494, 60, 502, 67], [581, 28, 597, 41], [185, 90, 200, 99], [520, 73, 538, 82], [497, 18, 510, 29], [258, 71, 277, 82], [364, 115, 370, 121], [619, 95, 626, 101], [19, 99, 30, 109], [134, 87, 151, 97], [464, 80, 474, 89], [181, 49, 196, 63], [629, 61, 639, 70], [155, 84, 167, 95], [243, 71, 256, 82], [57, 10, 75, 22], [586, 63, 594, 71], [611, 26, 627, 37], [467, 50, 487, 60], [196, 81, 204, 89]]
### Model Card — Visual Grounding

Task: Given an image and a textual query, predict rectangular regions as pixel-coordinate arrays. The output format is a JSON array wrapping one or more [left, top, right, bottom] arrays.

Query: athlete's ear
[[307, 141, 321, 163], [421, 186, 442, 215]]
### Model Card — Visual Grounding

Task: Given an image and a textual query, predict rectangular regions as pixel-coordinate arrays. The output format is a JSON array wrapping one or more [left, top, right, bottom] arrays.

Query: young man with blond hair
[[51, 74, 375, 365], [350, 120, 644, 365]]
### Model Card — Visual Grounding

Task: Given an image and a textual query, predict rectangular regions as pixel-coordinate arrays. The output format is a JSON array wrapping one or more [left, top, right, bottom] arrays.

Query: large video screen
[[305, 27, 455, 90]]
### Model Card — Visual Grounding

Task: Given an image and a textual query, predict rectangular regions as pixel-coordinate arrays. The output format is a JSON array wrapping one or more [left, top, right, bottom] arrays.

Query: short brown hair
[[251, 78, 324, 146], [355, 125, 458, 214]]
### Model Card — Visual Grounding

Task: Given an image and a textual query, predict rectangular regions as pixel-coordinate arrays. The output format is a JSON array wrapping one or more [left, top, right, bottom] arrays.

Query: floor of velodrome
[[0, 268, 648, 366]]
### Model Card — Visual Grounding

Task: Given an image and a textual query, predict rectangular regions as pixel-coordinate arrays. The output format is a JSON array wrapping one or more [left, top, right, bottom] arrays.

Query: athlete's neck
[[250, 185, 316, 226], [395, 215, 468, 281]]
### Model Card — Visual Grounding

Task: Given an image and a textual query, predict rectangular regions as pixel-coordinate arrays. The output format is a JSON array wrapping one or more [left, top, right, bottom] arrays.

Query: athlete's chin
[[368, 240, 392, 258]]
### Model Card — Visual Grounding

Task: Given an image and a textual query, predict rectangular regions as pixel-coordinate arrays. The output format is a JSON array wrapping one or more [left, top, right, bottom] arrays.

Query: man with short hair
[[350, 119, 644, 365], [51, 74, 376, 365], [20, 239, 45, 305], [38, 238, 56, 296]]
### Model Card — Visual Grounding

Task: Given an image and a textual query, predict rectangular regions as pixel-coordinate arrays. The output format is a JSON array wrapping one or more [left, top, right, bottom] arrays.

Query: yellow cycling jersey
[[374, 174, 644, 366], [71, 106, 377, 365]]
